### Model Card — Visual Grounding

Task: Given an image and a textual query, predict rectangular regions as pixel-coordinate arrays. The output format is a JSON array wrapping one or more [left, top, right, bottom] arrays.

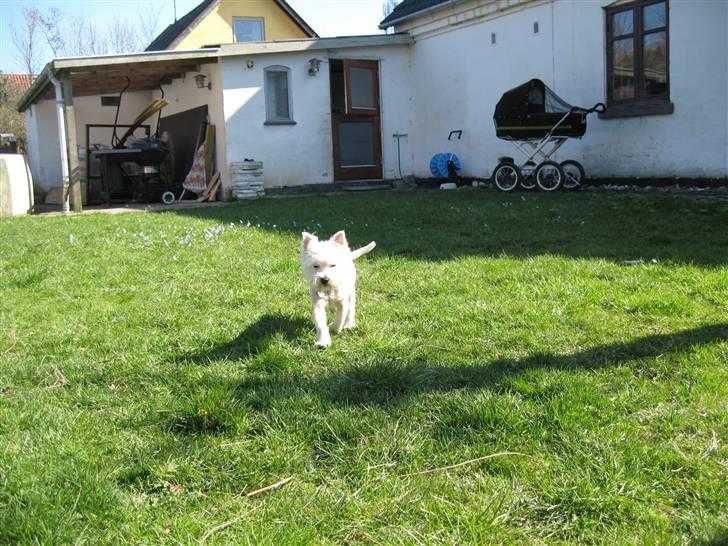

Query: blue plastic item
[[437, 153, 461, 178], [429, 153, 444, 177]]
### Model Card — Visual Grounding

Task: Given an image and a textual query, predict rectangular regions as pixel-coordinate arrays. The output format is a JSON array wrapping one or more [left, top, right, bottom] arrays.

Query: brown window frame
[[603, 0, 673, 118]]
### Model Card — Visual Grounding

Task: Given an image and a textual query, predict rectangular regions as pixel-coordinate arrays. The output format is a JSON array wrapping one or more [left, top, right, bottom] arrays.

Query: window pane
[[612, 38, 635, 100], [611, 10, 633, 36], [643, 2, 666, 31], [339, 122, 375, 167], [350, 67, 375, 109], [643, 31, 667, 96], [266, 70, 290, 120], [234, 19, 263, 42]]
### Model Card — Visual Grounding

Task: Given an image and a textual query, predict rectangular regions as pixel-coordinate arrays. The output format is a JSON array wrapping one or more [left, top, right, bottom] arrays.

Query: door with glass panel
[[330, 59, 382, 180]]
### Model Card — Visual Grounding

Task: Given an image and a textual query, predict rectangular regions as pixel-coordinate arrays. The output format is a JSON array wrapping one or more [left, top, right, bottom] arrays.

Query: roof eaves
[[16, 63, 54, 113], [379, 0, 464, 29], [145, 0, 218, 51], [218, 33, 412, 57], [16, 49, 221, 112], [274, 0, 318, 38]]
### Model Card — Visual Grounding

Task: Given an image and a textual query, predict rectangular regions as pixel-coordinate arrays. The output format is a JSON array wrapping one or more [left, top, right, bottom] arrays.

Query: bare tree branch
[[38, 8, 64, 57], [107, 17, 141, 54], [10, 8, 43, 75], [138, 5, 165, 49]]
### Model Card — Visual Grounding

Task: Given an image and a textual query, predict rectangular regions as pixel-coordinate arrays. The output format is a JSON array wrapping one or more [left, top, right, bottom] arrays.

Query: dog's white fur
[[301, 230, 376, 348]]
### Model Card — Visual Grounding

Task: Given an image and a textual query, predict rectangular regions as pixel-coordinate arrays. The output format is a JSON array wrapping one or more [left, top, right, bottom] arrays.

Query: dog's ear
[[301, 232, 317, 250], [331, 230, 348, 247]]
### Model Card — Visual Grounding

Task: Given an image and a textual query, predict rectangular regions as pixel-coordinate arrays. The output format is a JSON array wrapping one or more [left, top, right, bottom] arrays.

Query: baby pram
[[492, 79, 605, 192]]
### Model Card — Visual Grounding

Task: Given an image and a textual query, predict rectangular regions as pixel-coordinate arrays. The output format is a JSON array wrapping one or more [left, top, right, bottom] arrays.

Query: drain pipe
[[49, 73, 70, 213]]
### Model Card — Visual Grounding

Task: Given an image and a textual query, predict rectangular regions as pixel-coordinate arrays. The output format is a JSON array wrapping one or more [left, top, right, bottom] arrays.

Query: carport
[[18, 49, 219, 212]]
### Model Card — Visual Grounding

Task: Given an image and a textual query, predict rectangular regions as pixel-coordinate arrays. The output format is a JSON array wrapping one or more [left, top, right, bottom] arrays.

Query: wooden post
[[61, 74, 83, 212]]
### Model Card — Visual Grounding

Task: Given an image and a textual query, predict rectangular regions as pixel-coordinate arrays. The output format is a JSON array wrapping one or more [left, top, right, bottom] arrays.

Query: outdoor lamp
[[308, 58, 321, 76], [194, 74, 211, 90]]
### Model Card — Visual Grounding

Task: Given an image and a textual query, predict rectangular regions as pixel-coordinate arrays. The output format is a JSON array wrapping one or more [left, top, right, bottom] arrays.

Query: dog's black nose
[[320, 277, 329, 285]]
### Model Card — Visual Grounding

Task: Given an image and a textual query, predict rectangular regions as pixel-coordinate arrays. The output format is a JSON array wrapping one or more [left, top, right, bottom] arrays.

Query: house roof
[[379, 0, 461, 29], [218, 33, 411, 57], [0, 73, 34, 93], [17, 33, 412, 111], [16, 49, 220, 112], [145, 0, 318, 51]]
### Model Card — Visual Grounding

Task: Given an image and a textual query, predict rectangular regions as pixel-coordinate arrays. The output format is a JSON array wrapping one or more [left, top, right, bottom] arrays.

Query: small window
[[491, 32, 497, 45], [101, 96, 120, 107], [533, 21, 539, 34], [264, 66, 293, 123], [605, 0, 671, 115], [233, 18, 264, 42]]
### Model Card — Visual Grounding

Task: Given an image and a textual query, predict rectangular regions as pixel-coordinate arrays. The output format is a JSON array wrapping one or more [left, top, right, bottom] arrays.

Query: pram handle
[[570, 103, 607, 115], [448, 130, 463, 141]]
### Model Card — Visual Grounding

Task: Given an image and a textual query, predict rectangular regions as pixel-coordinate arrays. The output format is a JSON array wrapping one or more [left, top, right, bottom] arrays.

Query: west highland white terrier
[[301, 230, 376, 348]]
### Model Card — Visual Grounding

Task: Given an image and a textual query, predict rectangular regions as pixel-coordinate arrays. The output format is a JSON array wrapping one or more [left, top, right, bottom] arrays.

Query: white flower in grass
[[69, 234, 76, 243]]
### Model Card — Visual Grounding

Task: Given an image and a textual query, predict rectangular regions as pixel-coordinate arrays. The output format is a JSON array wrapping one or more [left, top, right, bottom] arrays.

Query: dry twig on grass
[[245, 476, 294, 498], [404, 452, 526, 477]]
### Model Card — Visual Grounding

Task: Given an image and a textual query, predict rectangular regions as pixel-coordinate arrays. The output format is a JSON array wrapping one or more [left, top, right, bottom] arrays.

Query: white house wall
[[24, 90, 155, 194], [221, 44, 412, 191], [408, 1, 556, 179], [403, 0, 728, 179], [24, 99, 61, 194], [553, 0, 727, 178]]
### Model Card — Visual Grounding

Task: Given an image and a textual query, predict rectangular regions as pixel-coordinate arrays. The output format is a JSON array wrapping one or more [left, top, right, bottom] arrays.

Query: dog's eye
[[313, 264, 319, 269], [330, 264, 336, 268]]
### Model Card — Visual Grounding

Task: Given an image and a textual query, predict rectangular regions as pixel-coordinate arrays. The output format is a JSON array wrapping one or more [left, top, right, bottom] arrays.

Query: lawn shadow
[[232, 322, 727, 407], [166, 191, 728, 266], [176, 313, 309, 364]]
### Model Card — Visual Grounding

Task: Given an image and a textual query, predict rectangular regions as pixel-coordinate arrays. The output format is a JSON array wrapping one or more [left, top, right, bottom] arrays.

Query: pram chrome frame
[[493, 104, 605, 192]]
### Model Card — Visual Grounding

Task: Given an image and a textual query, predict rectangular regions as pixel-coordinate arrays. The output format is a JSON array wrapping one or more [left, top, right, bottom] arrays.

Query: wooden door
[[331, 59, 382, 180]]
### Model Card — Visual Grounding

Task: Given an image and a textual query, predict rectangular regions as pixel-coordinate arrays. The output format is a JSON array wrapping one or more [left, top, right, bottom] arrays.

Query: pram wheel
[[493, 162, 522, 192], [560, 160, 585, 190], [535, 161, 564, 192], [161, 191, 176, 205], [520, 161, 537, 190]]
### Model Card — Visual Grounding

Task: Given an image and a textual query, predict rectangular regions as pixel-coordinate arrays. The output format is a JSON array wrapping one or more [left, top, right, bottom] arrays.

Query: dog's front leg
[[312, 295, 331, 348], [331, 296, 350, 334], [343, 290, 356, 330]]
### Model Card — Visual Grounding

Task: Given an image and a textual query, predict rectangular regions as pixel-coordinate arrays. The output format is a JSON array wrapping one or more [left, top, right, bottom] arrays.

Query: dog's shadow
[[181, 313, 309, 364]]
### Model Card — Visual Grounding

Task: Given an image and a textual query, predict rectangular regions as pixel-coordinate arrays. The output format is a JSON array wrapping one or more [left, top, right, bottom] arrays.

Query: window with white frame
[[233, 18, 264, 42], [264, 66, 293, 123]]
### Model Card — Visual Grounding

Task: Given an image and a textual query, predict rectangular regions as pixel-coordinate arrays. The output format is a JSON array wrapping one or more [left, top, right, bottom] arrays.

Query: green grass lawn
[[1, 190, 726, 544]]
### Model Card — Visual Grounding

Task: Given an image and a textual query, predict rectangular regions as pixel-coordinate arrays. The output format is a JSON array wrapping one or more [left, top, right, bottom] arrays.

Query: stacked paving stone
[[230, 160, 265, 199]]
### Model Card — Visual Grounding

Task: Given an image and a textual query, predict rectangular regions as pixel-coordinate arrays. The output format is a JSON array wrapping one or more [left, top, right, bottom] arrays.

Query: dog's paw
[[315, 337, 331, 349], [342, 321, 356, 330]]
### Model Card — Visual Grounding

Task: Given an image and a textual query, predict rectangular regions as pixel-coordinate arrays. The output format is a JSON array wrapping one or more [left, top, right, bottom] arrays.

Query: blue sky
[[0, 0, 388, 73]]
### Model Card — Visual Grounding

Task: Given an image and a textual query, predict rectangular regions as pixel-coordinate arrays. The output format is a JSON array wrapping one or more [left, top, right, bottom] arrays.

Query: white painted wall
[[75, 91, 154, 149], [408, 1, 556, 179], [220, 43, 412, 191], [24, 99, 61, 194], [24, 90, 154, 194], [401, 0, 728, 179]]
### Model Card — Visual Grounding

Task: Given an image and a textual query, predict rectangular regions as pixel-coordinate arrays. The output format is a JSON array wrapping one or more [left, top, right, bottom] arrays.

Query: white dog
[[301, 230, 376, 348]]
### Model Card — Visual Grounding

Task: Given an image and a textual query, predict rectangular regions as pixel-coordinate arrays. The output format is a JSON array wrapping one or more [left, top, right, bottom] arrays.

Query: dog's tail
[[351, 241, 376, 260]]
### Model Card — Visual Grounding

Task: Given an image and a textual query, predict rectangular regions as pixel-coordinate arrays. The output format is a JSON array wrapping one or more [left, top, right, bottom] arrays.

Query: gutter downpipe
[[49, 72, 70, 213]]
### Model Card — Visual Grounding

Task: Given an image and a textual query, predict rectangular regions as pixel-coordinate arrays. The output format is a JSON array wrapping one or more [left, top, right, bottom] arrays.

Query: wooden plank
[[62, 74, 83, 212], [195, 172, 220, 202], [203, 124, 216, 183]]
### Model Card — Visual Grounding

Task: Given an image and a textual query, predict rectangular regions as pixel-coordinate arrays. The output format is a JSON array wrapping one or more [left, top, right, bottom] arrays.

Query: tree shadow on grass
[[232, 323, 727, 408], [176, 313, 309, 364]]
